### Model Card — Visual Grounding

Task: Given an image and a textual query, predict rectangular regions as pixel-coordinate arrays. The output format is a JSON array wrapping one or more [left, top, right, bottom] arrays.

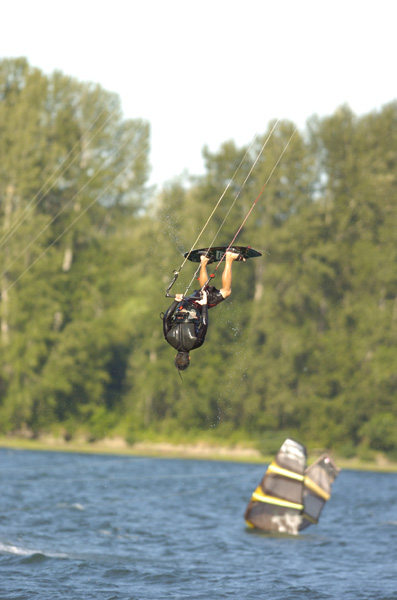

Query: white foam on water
[[56, 502, 85, 511], [0, 541, 68, 559], [0, 542, 34, 556], [271, 514, 301, 535]]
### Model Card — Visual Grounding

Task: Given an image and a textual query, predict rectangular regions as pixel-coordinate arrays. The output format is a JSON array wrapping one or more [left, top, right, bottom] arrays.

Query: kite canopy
[[244, 438, 339, 534]]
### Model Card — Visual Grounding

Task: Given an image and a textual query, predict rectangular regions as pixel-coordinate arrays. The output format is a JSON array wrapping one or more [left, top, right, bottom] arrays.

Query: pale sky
[[2, 0, 396, 188]]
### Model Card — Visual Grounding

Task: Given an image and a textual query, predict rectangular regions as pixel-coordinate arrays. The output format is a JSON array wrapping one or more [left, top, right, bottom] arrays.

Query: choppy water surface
[[1, 448, 396, 599]]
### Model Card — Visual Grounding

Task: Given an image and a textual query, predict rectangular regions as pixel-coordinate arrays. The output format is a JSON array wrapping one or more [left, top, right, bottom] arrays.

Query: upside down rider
[[163, 251, 244, 372]]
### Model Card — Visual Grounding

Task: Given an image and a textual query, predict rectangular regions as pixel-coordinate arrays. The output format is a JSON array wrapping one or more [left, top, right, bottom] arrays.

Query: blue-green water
[[1, 448, 396, 599]]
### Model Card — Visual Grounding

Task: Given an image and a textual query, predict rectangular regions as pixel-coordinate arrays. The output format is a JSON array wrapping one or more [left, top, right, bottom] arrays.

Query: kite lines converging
[[165, 122, 297, 297]]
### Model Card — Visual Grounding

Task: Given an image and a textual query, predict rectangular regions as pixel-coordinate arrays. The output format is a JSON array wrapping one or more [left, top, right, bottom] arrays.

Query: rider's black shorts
[[189, 286, 225, 309], [205, 285, 225, 309]]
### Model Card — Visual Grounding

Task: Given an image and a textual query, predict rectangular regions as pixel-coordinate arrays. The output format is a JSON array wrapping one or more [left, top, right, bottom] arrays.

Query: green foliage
[[1, 58, 396, 456]]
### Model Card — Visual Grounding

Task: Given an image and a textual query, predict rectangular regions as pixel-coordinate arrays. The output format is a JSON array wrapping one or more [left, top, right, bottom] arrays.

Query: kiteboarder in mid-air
[[163, 251, 243, 372]]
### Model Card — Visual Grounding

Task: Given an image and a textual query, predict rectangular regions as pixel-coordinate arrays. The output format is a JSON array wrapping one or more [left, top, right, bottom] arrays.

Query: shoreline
[[1, 435, 397, 472], [0, 435, 266, 463]]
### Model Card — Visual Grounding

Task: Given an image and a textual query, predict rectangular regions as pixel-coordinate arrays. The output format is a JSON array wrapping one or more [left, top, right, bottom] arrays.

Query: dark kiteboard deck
[[184, 246, 262, 263]]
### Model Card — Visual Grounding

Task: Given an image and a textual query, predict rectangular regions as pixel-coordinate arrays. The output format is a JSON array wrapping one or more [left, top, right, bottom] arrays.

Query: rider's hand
[[197, 291, 208, 305], [175, 294, 184, 301]]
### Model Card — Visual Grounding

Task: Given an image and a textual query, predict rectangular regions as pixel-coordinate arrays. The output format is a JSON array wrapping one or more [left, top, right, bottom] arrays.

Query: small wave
[[56, 502, 85, 511], [98, 529, 140, 542], [20, 552, 48, 564], [103, 567, 133, 578], [0, 541, 68, 559]]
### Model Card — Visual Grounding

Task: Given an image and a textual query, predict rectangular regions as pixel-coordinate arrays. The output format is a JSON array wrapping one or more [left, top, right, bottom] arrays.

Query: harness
[[171, 299, 201, 324]]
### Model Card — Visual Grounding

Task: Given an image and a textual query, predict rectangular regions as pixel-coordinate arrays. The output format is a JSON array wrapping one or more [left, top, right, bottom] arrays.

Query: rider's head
[[175, 351, 190, 371]]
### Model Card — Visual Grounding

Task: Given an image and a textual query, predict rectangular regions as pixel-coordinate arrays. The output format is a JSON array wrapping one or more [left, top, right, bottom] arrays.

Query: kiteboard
[[184, 246, 262, 263]]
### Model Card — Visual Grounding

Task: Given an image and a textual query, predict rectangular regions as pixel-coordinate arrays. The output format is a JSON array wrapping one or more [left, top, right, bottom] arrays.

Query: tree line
[[1, 58, 396, 458]]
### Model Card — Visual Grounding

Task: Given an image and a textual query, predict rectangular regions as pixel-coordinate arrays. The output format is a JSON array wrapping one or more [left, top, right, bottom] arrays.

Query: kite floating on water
[[244, 438, 340, 534]]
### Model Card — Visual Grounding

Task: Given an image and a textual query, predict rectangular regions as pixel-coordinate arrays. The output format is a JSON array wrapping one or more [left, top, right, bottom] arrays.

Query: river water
[[1, 448, 396, 599]]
